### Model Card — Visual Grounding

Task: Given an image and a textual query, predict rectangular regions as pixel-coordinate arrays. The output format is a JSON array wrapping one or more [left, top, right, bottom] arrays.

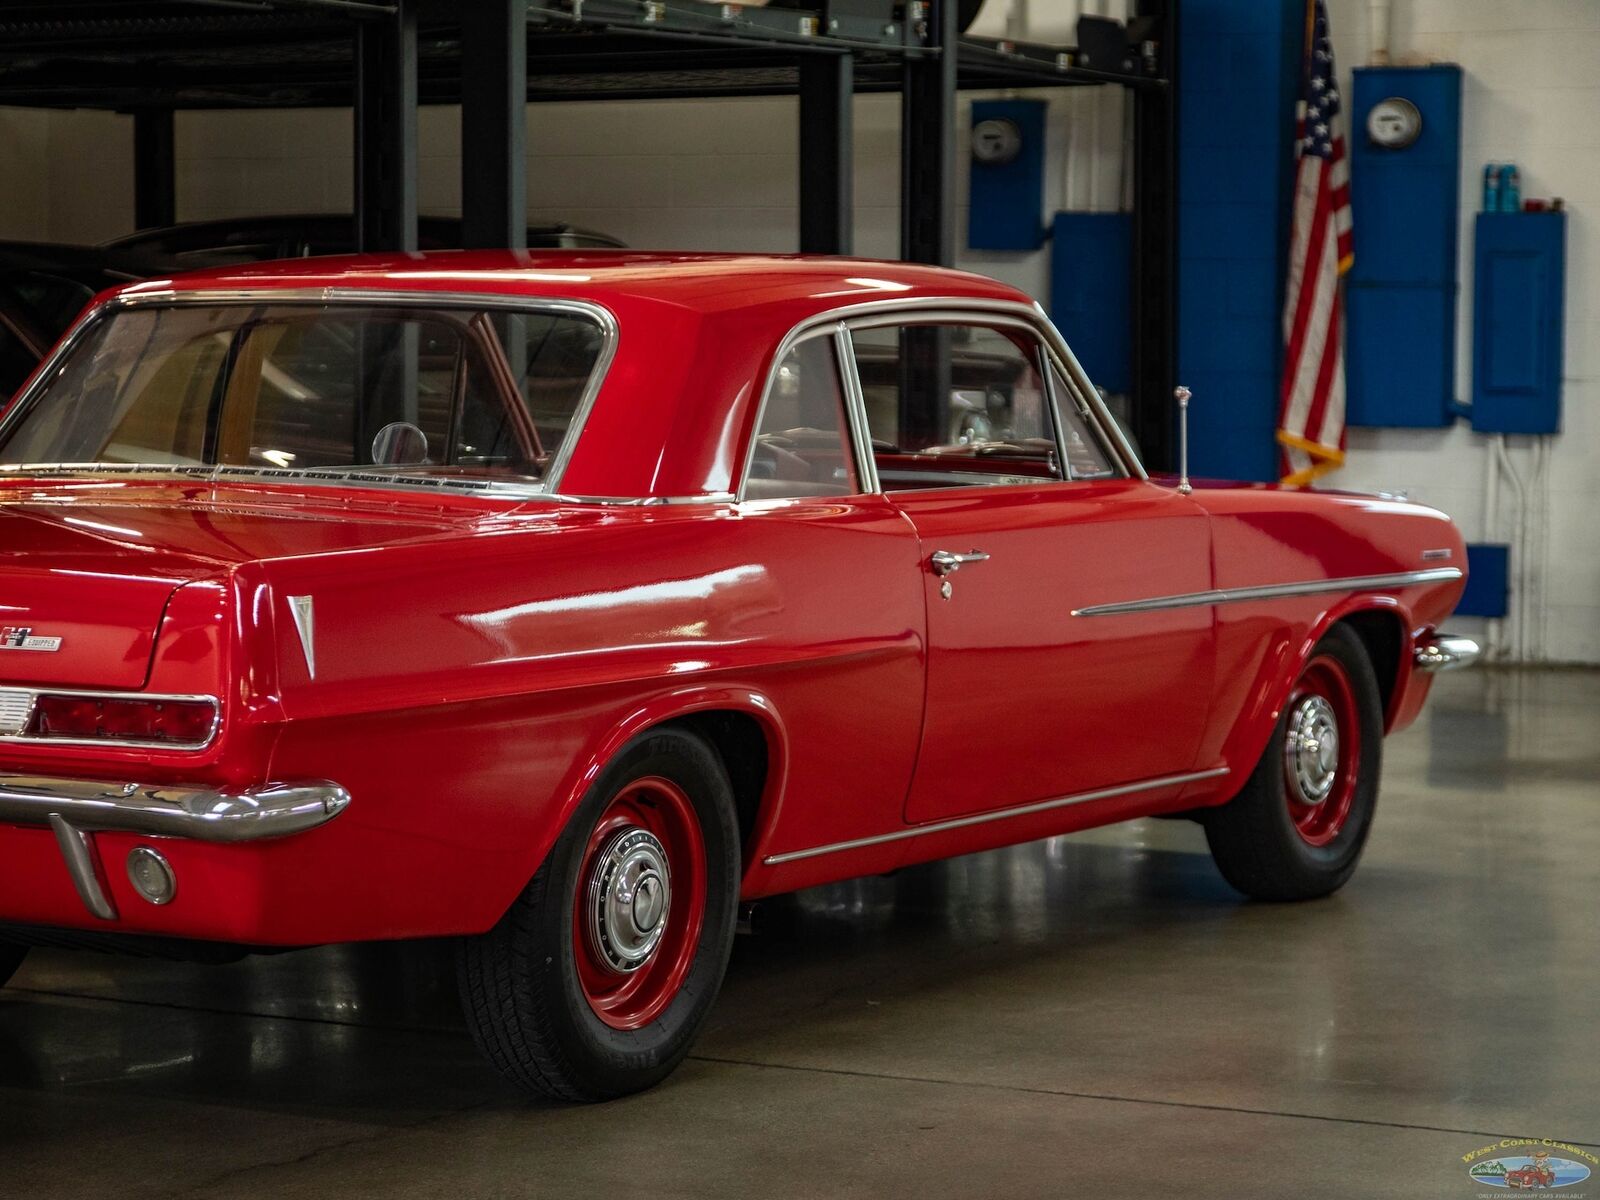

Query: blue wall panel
[[1471, 212, 1565, 434], [1346, 65, 1463, 428], [1177, 0, 1302, 482], [1457, 544, 1510, 619], [967, 99, 1048, 251], [1050, 212, 1132, 394]]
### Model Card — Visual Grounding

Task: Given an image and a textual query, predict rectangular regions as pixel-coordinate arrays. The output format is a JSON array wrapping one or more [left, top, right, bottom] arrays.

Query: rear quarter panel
[[1185, 487, 1466, 804], [246, 496, 926, 941]]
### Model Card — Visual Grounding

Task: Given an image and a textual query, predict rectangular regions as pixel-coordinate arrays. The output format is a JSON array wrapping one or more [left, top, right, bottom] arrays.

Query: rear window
[[0, 302, 608, 488]]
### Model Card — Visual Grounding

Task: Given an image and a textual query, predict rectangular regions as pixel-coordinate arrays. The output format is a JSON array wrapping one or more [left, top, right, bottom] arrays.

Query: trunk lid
[[0, 478, 497, 690]]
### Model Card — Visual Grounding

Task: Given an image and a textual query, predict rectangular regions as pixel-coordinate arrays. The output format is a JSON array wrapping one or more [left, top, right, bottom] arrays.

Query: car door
[[845, 315, 1217, 825]]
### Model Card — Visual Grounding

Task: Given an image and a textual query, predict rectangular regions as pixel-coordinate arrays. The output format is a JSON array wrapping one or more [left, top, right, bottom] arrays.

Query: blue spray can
[[1498, 163, 1521, 212], [1482, 163, 1500, 212]]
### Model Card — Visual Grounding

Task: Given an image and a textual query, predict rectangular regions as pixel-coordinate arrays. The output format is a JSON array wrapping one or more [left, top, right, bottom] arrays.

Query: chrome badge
[[1, 627, 62, 653]]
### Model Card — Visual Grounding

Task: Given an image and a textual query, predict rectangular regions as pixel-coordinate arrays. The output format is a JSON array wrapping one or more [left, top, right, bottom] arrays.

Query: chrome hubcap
[[586, 828, 672, 974], [1285, 695, 1340, 805]]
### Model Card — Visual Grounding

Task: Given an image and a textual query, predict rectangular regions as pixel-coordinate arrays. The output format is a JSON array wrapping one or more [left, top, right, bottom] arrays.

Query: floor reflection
[[2, 669, 1598, 1191]]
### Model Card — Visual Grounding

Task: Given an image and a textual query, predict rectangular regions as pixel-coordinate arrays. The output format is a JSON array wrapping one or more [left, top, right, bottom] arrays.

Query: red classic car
[[1506, 1163, 1557, 1189], [0, 252, 1476, 1101]]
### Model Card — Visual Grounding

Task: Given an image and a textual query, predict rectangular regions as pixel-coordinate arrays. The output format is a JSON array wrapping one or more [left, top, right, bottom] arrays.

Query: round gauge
[[1366, 97, 1423, 149], [971, 118, 1023, 166]]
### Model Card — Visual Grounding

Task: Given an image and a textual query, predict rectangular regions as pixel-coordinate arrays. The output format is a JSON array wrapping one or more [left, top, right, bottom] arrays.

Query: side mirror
[[371, 421, 429, 466]]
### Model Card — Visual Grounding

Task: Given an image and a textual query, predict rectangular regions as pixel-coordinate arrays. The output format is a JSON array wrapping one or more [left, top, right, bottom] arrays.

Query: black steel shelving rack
[[0, 0, 1178, 465]]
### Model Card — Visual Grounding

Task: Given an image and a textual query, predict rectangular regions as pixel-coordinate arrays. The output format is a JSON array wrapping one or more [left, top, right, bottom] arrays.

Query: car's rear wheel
[[458, 725, 740, 1101], [1204, 623, 1383, 901], [0, 943, 26, 988]]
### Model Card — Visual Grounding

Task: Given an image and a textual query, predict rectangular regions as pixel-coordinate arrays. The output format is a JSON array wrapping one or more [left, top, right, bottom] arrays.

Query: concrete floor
[[2, 668, 1597, 1199]]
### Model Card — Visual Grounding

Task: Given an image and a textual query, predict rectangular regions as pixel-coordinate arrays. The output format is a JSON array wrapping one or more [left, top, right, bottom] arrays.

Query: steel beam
[[1130, 0, 1176, 471], [132, 109, 176, 231], [798, 53, 854, 256], [354, 0, 418, 252], [462, 0, 528, 251], [899, 0, 957, 265]]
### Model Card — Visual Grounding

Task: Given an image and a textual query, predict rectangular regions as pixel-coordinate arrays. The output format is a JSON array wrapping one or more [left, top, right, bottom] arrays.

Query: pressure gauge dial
[[971, 118, 1023, 165], [1366, 97, 1423, 149]]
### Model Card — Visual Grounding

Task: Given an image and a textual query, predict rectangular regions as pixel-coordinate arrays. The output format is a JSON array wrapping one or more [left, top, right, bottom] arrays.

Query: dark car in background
[[0, 241, 172, 397], [104, 215, 626, 268], [0, 217, 626, 396]]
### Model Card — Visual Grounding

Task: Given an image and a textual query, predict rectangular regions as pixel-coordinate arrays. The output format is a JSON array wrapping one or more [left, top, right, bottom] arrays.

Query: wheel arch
[[1219, 595, 1414, 796], [525, 687, 790, 909]]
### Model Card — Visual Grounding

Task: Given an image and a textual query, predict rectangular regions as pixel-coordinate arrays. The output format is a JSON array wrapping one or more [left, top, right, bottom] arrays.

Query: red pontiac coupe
[[0, 253, 1476, 1100]]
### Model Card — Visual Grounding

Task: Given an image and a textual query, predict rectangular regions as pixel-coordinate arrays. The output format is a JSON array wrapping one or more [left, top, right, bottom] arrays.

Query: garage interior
[[1, 0, 1596, 1196]]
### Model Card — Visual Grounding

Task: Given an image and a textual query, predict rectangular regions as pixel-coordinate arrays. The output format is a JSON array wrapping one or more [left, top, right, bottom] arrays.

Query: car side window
[[849, 322, 1063, 490], [1049, 363, 1120, 481], [745, 334, 860, 501]]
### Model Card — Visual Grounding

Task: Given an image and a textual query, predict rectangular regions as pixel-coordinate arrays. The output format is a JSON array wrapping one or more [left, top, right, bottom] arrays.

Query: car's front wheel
[[458, 725, 741, 1101], [0, 942, 26, 988], [1204, 623, 1383, 901]]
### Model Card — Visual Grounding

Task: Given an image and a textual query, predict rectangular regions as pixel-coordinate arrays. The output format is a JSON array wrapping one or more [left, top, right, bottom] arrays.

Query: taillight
[[28, 695, 218, 748]]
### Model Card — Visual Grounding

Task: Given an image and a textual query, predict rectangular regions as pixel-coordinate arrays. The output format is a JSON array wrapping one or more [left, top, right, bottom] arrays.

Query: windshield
[[0, 301, 608, 487]]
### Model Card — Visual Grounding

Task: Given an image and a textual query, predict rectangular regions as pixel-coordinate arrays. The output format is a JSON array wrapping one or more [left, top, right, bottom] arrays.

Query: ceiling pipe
[[1368, 0, 1392, 65]]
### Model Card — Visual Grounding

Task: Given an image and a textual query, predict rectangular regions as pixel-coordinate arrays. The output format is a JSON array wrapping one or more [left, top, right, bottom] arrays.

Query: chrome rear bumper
[[1414, 634, 1481, 673], [0, 777, 349, 922]]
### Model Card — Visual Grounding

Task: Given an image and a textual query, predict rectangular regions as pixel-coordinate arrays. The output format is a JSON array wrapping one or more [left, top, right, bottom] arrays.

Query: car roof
[[96, 251, 1043, 499], [113, 250, 1034, 317]]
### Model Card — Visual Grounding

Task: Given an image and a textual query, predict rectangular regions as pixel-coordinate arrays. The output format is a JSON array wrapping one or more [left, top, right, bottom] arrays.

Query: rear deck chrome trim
[[1069, 567, 1463, 618], [761, 766, 1229, 866]]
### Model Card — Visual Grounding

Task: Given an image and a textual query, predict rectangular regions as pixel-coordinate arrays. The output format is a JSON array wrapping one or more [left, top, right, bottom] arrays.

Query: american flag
[[1278, 0, 1353, 486]]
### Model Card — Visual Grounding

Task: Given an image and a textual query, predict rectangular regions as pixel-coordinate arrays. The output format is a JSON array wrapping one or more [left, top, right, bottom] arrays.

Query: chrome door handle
[[930, 549, 991, 576]]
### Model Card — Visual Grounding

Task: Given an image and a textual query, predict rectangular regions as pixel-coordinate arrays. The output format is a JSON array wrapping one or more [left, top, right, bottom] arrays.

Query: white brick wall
[[1328, 0, 1600, 662]]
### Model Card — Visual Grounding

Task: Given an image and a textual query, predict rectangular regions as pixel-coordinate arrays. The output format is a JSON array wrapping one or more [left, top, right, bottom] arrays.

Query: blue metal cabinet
[[967, 99, 1048, 252], [1346, 64, 1463, 428], [1471, 212, 1566, 434]]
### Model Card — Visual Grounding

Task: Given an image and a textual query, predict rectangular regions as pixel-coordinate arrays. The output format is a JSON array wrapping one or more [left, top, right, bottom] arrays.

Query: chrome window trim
[[835, 325, 883, 496], [0, 686, 221, 751], [734, 321, 873, 505], [762, 765, 1229, 865], [0, 287, 620, 500], [735, 295, 1142, 502], [839, 309, 1079, 493], [1069, 567, 1465, 618]]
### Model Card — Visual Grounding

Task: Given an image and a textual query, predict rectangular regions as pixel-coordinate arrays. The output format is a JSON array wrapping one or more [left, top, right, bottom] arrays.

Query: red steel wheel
[[1203, 623, 1383, 902], [1281, 653, 1362, 847], [572, 776, 708, 1031]]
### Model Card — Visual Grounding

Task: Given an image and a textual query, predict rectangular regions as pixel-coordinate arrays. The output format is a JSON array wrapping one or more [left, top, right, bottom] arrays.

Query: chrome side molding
[[762, 766, 1229, 866], [1071, 567, 1464, 618], [1414, 634, 1481, 673]]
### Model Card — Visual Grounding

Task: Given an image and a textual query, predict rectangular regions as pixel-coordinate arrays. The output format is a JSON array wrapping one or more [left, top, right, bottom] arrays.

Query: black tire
[[458, 726, 741, 1101], [0, 942, 26, 988], [1204, 623, 1383, 901]]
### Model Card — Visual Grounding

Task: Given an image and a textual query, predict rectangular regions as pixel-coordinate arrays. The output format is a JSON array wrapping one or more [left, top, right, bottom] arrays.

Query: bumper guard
[[1414, 633, 1481, 673], [0, 777, 350, 921]]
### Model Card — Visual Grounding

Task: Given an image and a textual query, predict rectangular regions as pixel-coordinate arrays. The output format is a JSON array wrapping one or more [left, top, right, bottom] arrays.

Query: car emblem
[[0, 627, 62, 653]]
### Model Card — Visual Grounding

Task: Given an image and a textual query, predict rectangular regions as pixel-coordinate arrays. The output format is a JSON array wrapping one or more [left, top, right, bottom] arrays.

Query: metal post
[[899, 0, 957, 265], [1131, 0, 1177, 470], [132, 109, 176, 231], [354, 0, 419, 252], [798, 53, 854, 256], [462, 0, 528, 251]]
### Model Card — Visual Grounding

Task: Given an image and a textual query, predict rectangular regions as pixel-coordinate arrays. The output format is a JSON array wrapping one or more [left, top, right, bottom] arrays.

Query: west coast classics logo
[[1465, 1140, 1595, 1191]]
